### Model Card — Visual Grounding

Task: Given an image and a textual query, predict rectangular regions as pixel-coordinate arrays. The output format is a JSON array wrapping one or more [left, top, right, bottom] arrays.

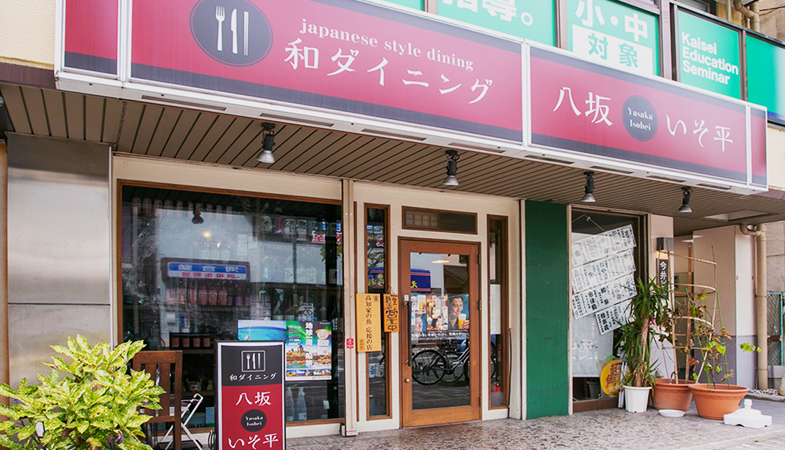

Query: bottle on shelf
[[226, 284, 235, 307], [188, 279, 198, 306], [198, 283, 208, 306], [285, 387, 295, 422], [177, 279, 186, 305], [218, 282, 228, 306], [296, 387, 307, 421], [208, 283, 218, 306]]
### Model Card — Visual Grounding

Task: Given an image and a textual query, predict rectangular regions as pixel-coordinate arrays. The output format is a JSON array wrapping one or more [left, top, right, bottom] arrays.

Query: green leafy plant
[[617, 278, 670, 388], [0, 336, 164, 450], [687, 290, 761, 389]]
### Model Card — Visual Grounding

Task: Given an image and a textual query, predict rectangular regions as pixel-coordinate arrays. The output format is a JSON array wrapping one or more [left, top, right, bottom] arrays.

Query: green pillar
[[525, 201, 569, 418]]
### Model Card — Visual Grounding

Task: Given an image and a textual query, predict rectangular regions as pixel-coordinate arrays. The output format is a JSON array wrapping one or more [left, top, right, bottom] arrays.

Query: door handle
[[404, 378, 411, 383], [406, 298, 412, 366]]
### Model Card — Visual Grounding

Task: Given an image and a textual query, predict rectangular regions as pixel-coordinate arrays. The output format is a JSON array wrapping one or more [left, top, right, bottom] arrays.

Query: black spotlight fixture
[[256, 122, 277, 164], [678, 187, 692, 213], [443, 150, 460, 186], [581, 171, 596, 203], [192, 206, 204, 225]]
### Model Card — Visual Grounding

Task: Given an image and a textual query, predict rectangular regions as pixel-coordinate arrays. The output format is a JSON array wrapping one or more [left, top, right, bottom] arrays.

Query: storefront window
[[488, 218, 508, 407], [366, 206, 389, 417], [570, 211, 643, 409], [121, 185, 344, 426]]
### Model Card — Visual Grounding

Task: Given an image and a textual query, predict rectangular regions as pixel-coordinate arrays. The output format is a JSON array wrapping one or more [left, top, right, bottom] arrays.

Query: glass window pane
[[410, 253, 471, 410], [571, 211, 641, 403], [121, 187, 344, 425], [489, 219, 507, 407], [366, 207, 388, 417]]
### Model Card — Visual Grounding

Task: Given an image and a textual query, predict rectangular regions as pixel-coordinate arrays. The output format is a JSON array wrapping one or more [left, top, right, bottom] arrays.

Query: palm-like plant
[[617, 278, 670, 388]]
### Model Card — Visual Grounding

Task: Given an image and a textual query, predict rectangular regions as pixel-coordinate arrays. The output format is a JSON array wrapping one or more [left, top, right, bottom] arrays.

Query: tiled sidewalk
[[287, 399, 785, 450]]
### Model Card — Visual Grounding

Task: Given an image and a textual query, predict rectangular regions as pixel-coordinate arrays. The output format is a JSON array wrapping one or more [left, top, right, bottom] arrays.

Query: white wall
[[0, 0, 55, 68], [767, 221, 785, 293], [693, 226, 737, 335]]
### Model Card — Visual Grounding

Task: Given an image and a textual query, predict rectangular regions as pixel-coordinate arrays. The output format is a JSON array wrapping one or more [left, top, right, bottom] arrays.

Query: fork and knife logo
[[191, 0, 272, 67], [215, 6, 249, 56]]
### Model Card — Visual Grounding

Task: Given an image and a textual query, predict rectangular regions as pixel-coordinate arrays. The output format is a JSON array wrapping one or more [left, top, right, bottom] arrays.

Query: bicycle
[[410, 341, 497, 385]]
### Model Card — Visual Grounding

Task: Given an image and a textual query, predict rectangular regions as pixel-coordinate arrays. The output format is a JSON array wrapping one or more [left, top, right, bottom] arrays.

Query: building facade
[[2, 0, 785, 441]]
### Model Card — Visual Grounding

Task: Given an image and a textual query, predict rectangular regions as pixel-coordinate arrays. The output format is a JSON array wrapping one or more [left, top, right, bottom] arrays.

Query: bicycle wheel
[[411, 349, 447, 385], [442, 351, 464, 382]]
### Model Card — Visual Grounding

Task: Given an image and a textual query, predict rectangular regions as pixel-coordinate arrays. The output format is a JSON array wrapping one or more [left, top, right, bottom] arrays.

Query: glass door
[[400, 239, 480, 427]]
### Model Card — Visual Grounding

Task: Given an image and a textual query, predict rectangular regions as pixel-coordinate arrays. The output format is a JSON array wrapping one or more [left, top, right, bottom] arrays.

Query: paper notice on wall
[[571, 274, 636, 319], [571, 224, 636, 268], [596, 300, 632, 335]]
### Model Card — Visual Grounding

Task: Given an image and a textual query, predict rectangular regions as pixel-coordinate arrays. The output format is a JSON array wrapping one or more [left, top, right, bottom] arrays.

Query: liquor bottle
[[296, 387, 307, 421], [218, 282, 228, 306], [177, 279, 186, 305], [285, 387, 295, 422], [226, 284, 234, 307], [198, 283, 208, 306], [188, 279, 198, 306], [208, 283, 218, 306], [165, 284, 176, 306]]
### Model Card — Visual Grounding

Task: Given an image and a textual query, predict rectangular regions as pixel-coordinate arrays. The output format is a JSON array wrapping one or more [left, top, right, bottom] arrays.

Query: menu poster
[[284, 321, 332, 380], [383, 294, 399, 333], [216, 341, 285, 450], [356, 294, 382, 352]]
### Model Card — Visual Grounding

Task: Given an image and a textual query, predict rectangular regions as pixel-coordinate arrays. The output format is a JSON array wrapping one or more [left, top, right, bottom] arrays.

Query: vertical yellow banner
[[383, 294, 399, 332], [356, 293, 381, 352]]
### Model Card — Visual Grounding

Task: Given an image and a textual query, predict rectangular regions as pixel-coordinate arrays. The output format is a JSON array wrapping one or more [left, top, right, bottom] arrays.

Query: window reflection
[[121, 186, 344, 425]]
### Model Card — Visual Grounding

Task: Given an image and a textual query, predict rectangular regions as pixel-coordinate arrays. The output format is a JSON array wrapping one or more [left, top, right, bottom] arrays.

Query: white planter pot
[[624, 386, 652, 413]]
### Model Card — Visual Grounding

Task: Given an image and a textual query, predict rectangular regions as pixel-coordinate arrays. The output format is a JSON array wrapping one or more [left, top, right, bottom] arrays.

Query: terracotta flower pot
[[652, 378, 695, 411], [688, 383, 749, 420]]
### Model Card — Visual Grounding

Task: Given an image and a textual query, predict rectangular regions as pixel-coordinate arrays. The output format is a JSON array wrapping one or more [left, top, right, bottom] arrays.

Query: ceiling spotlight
[[256, 122, 277, 164], [443, 150, 460, 186], [678, 187, 692, 213], [192, 207, 204, 225], [581, 171, 596, 203]]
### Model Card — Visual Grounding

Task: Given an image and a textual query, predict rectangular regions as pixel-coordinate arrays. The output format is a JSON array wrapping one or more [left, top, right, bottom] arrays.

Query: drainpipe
[[733, 0, 761, 32], [739, 224, 767, 389]]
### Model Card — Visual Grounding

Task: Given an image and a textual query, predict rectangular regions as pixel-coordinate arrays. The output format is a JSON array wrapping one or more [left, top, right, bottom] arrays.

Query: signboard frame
[[672, 5, 744, 99], [745, 29, 785, 126], [524, 41, 767, 192], [216, 340, 286, 450], [55, 1, 770, 194]]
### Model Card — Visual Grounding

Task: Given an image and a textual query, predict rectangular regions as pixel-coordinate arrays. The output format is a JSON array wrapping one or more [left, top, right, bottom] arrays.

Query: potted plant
[[617, 277, 669, 413], [686, 295, 757, 419], [651, 289, 700, 412], [0, 335, 164, 450]]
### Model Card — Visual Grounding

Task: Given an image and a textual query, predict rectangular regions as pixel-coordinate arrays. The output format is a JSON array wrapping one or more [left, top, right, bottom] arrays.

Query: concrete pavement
[[287, 397, 785, 449]]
